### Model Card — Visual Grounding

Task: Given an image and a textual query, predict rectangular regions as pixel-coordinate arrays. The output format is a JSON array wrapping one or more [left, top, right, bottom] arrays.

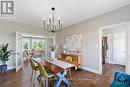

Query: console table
[[58, 54, 83, 69]]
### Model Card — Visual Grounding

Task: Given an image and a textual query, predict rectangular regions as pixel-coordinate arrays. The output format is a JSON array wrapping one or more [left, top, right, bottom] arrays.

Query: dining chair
[[36, 62, 55, 87], [65, 56, 72, 78], [66, 56, 73, 61], [23, 50, 29, 61], [29, 58, 39, 81]]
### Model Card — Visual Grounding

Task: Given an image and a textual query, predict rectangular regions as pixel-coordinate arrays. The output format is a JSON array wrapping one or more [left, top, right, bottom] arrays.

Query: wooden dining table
[[34, 58, 75, 87]]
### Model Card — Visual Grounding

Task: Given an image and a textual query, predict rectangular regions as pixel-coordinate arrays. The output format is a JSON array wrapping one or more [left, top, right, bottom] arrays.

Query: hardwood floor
[[0, 62, 125, 87]]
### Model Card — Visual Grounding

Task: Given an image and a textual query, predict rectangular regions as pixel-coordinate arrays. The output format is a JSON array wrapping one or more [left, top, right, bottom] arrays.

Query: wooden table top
[[40, 60, 64, 74], [39, 59, 75, 74]]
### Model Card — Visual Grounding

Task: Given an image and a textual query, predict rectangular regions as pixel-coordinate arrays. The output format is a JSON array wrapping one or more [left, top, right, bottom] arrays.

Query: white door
[[114, 32, 126, 65], [46, 37, 55, 59], [16, 32, 23, 72]]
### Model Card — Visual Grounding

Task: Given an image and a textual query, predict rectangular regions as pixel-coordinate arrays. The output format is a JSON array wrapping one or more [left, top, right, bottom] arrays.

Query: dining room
[[0, 0, 130, 87]]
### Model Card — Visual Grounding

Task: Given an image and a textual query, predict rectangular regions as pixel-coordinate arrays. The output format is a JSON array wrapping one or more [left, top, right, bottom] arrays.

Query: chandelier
[[43, 7, 62, 33]]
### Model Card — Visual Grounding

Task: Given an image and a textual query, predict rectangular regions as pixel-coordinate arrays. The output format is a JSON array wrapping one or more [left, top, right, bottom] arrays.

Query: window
[[22, 38, 30, 50], [22, 37, 45, 51], [32, 38, 45, 50]]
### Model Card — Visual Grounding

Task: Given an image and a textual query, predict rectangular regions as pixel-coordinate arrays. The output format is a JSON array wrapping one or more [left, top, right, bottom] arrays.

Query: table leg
[[54, 70, 71, 87]]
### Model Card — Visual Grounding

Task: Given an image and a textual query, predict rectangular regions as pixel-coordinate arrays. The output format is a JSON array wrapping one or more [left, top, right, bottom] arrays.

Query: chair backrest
[[65, 56, 73, 61], [29, 58, 38, 70], [36, 62, 48, 78], [23, 50, 29, 57]]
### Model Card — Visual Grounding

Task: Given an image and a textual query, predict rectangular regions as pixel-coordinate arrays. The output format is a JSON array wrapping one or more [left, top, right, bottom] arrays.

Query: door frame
[[98, 21, 130, 74], [15, 32, 23, 72], [15, 32, 46, 71]]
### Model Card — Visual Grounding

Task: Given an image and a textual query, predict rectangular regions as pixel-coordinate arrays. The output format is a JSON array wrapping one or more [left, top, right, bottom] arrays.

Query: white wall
[[56, 5, 130, 74], [0, 21, 55, 70], [126, 22, 130, 74]]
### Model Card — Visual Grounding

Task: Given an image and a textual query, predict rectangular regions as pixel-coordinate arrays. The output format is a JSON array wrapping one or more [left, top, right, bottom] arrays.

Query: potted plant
[[23, 42, 28, 50], [0, 43, 11, 74], [50, 45, 56, 60]]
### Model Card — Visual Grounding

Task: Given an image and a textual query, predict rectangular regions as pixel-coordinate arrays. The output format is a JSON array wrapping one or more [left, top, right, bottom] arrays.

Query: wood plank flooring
[[0, 62, 125, 87]]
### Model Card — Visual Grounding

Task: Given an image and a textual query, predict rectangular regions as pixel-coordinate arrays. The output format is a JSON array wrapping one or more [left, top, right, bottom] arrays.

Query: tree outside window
[[32, 39, 45, 50], [22, 38, 30, 50]]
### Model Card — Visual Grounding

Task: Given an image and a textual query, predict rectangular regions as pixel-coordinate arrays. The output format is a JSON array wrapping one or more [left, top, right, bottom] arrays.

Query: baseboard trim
[[81, 66, 101, 74], [8, 65, 15, 70], [106, 61, 115, 64]]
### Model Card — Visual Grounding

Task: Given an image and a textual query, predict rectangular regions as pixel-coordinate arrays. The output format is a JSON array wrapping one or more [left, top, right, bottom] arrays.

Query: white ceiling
[[1, 0, 130, 28]]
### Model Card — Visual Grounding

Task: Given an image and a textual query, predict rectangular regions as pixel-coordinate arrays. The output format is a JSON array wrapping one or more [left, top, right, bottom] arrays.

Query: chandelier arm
[[43, 19, 46, 30], [58, 19, 60, 30], [52, 8, 55, 32]]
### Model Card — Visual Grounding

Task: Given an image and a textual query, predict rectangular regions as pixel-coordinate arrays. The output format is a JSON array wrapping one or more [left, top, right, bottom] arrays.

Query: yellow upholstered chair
[[66, 56, 73, 61], [29, 58, 39, 81], [65, 56, 72, 78], [36, 62, 55, 87]]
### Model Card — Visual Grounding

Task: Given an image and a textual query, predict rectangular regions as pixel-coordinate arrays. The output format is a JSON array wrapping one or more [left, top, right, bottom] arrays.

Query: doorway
[[99, 22, 129, 74], [102, 36, 108, 65], [15, 33, 45, 72], [15, 32, 55, 72], [22, 35, 45, 62]]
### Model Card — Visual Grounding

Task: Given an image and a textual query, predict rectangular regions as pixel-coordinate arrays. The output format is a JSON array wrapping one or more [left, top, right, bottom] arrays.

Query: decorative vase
[[51, 51, 55, 60], [63, 49, 66, 54]]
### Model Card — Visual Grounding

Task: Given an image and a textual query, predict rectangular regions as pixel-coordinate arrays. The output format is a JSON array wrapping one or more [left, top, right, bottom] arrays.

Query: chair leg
[[50, 77, 55, 87], [45, 78, 47, 87], [33, 70, 36, 83], [31, 70, 34, 81], [39, 77, 48, 87], [34, 71, 37, 79], [68, 69, 72, 79], [46, 78, 49, 87], [39, 79, 43, 87], [48, 78, 51, 87]]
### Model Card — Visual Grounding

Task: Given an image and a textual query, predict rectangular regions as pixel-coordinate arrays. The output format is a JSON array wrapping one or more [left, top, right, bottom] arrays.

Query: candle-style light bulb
[[54, 23, 57, 30], [47, 23, 49, 31], [60, 21, 62, 29], [43, 18, 46, 29], [49, 17, 51, 23], [58, 18, 61, 24]]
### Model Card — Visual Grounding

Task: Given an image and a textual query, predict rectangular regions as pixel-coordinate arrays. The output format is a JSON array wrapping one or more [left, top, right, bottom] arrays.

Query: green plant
[[38, 41, 44, 49], [50, 45, 56, 51], [23, 42, 28, 49], [33, 42, 38, 49], [0, 43, 11, 64]]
